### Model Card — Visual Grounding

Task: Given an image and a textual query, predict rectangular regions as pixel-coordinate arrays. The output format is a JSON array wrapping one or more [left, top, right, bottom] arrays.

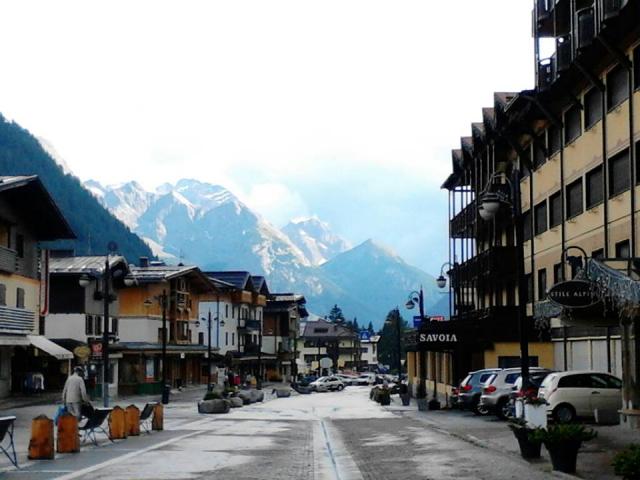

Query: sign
[[319, 357, 333, 369], [413, 316, 423, 328], [429, 315, 445, 322], [359, 331, 371, 341], [548, 280, 599, 309], [418, 333, 458, 343], [73, 346, 91, 360], [89, 341, 102, 359]]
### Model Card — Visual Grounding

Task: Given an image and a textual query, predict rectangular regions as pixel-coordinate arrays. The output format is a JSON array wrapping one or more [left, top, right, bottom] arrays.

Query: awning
[[28, 335, 73, 360], [0, 336, 30, 346]]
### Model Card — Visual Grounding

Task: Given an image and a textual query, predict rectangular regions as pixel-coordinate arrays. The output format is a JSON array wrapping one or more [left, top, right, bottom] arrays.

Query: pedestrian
[[62, 366, 89, 419]]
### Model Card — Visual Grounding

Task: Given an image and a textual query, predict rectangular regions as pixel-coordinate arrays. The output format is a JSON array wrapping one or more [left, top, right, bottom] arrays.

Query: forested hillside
[[0, 114, 152, 261]]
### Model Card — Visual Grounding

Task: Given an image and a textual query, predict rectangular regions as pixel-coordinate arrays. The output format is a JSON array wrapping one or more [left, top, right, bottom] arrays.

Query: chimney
[[139, 257, 149, 268]]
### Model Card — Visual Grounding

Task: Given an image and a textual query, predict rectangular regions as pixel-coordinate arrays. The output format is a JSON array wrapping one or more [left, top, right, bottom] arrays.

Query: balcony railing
[[238, 319, 261, 331], [0, 246, 17, 274], [449, 246, 518, 287], [0, 306, 35, 334], [243, 343, 260, 354], [450, 200, 476, 239]]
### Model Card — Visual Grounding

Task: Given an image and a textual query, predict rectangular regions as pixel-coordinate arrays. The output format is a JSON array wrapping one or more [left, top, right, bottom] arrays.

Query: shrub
[[203, 390, 223, 401], [612, 444, 640, 479], [529, 424, 597, 445]]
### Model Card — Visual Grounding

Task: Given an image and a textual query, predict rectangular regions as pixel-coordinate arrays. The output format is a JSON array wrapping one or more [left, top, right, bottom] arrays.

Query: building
[[115, 259, 218, 394], [359, 333, 380, 370], [298, 318, 361, 374], [45, 255, 129, 395], [433, 0, 640, 425], [263, 293, 308, 381], [0, 176, 75, 397]]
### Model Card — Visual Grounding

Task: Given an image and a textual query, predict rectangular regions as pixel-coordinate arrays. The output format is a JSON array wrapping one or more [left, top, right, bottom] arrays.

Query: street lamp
[[478, 169, 530, 391], [384, 308, 402, 375], [199, 312, 225, 391], [144, 291, 170, 404], [78, 254, 115, 408]]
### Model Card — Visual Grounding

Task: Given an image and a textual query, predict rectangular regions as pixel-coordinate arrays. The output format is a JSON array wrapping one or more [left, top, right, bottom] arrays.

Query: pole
[[102, 257, 110, 408], [207, 310, 212, 391], [161, 290, 169, 404], [396, 308, 402, 374], [511, 169, 530, 391]]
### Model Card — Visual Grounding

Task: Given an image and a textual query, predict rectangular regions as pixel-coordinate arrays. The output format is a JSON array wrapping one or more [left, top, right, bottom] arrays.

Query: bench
[[139, 403, 157, 433], [0, 416, 17, 468], [79, 408, 113, 446]]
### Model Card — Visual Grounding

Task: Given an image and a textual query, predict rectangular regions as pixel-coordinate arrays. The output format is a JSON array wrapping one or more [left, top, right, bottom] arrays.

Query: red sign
[[90, 341, 103, 358], [430, 316, 445, 322]]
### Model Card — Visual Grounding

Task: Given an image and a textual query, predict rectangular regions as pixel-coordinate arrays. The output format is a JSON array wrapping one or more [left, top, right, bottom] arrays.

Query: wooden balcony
[[232, 291, 253, 305], [0, 306, 35, 334], [0, 246, 17, 274], [449, 246, 518, 287]]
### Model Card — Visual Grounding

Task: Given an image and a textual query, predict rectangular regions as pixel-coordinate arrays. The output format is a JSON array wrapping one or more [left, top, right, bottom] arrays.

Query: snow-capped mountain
[[85, 178, 446, 328], [283, 217, 351, 266]]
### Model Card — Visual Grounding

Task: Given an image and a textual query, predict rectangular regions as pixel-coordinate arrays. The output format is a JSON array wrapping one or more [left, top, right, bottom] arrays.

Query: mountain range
[[85, 179, 449, 327]]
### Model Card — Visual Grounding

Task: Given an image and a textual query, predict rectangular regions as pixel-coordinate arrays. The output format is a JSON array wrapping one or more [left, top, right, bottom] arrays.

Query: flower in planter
[[612, 444, 640, 479], [529, 424, 597, 444]]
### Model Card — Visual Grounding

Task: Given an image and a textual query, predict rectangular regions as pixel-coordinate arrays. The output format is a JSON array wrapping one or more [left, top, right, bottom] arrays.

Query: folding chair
[[0, 416, 18, 468], [79, 408, 113, 446], [139, 403, 157, 434]]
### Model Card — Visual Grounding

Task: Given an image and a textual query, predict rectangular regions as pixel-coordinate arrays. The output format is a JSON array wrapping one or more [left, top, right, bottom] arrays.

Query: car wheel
[[496, 398, 510, 420], [337, 384, 344, 391], [553, 404, 576, 424], [475, 404, 490, 416]]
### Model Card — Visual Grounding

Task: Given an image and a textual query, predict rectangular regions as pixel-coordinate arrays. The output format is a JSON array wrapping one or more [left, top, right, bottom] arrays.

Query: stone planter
[[198, 399, 230, 414], [238, 390, 253, 405], [417, 398, 428, 411], [250, 390, 264, 403], [228, 397, 244, 408], [275, 389, 291, 398]]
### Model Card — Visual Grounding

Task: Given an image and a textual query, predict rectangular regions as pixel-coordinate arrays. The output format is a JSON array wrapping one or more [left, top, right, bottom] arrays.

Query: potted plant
[[416, 381, 428, 411], [508, 417, 542, 459], [377, 387, 391, 406], [530, 424, 597, 474], [399, 383, 410, 406], [612, 444, 640, 479]]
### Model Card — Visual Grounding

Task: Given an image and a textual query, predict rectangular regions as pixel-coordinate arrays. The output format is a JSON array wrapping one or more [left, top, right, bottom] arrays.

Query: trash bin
[[162, 384, 171, 405]]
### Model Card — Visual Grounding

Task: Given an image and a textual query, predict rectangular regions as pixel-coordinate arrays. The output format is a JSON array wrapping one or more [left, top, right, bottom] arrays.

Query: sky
[[0, 0, 534, 274]]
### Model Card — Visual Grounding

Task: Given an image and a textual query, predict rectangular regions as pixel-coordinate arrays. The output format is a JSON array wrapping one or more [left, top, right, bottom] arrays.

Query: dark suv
[[456, 369, 501, 414]]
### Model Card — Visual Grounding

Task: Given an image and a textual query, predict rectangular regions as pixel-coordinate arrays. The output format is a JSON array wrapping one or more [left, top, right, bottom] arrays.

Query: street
[[1, 387, 559, 479]]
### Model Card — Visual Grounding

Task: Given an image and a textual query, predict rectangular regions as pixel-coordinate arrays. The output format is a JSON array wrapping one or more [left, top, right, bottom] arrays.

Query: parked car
[[336, 374, 358, 386], [479, 368, 552, 419], [456, 369, 501, 413], [309, 376, 345, 392], [299, 375, 318, 386], [354, 373, 377, 386], [538, 371, 622, 423]]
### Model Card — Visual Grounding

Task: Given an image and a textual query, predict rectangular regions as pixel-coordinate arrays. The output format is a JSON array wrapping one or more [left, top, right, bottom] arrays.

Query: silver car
[[479, 368, 552, 418], [310, 376, 345, 392]]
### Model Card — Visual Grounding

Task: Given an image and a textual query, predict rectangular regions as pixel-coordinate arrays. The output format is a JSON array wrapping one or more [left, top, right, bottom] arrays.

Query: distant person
[[62, 367, 89, 419]]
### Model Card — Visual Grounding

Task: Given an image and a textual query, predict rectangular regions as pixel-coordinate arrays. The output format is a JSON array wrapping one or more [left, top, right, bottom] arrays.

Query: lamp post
[[478, 169, 530, 391], [405, 287, 426, 399], [436, 262, 453, 319], [142, 291, 169, 404], [79, 256, 113, 408], [384, 308, 402, 374], [199, 312, 225, 391]]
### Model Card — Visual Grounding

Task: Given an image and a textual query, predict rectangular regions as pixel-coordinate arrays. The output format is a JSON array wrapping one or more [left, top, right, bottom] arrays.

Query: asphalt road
[[1, 387, 557, 479]]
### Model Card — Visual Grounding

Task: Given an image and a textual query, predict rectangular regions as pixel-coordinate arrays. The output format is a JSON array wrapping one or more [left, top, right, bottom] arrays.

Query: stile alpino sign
[[547, 280, 599, 309]]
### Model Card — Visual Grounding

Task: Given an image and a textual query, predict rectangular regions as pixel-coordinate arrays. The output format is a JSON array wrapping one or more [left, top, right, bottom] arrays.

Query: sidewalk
[[387, 397, 638, 479]]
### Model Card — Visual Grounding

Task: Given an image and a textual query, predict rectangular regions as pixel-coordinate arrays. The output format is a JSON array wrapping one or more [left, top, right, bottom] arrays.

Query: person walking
[[62, 367, 89, 419]]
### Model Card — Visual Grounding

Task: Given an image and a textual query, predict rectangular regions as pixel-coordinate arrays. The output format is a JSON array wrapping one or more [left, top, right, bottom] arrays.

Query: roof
[[250, 276, 270, 295], [0, 176, 75, 240], [205, 271, 255, 292], [266, 293, 308, 317], [302, 318, 358, 340], [113, 342, 217, 353], [128, 265, 218, 293], [50, 255, 127, 275]]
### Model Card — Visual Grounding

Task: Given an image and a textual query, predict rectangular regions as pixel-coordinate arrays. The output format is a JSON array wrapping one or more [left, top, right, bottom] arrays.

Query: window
[[225, 305, 229, 317], [86, 315, 94, 335], [635, 45, 640, 90], [198, 332, 204, 345], [533, 139, 546, 169], [522, 210, 532, 241], [616, 240, 630, 258], [591, 248, 604, 260], [225, 332, 229, 346], [564, 105, 582, 144], [95, 316, 102, 335], [111, 317, 118, 335], [525, 273, 533, 303], [232, 333, 235, 345], [16, 288, 25, 309], [559, 374, 591, 388], [232, 306, 235, 319], [586, 165, 603, 208], [537, 269, 547, 301], [498, 356, 539, 368], [0, 222, 9, 248], [553, 263, 563, 283], [609, 148, 630, 197], [607, 65, 629, 110], [549, 192, 562, 227], [566, 178, 584, 219], [158, 328, 163, 344], [584, 87, 603, 129], [15, 234, 24, 258], [636, 139, 640, 185], [534, 201, 548, 235], [0, 284, 5, 306], [548, 125, 561, 156]]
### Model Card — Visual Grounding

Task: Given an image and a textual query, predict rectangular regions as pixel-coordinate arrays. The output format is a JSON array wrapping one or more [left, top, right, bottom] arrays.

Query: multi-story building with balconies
[[0, 176, 75, 397]]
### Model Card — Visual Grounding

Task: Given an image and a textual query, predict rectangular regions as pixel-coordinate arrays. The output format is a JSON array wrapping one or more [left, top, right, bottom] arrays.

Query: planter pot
[[511, 426, 541, 459], [250, 390, 264, 403], [198, 399, 230, 414], [379, 395, 391, 406], [275, 389, 291, 398], [228, 397, 244, 408], [515, 398, 524, 419], [545, 441, 581, 474], [417, 398, 428, 411], [524, 404, 547, 429], [238, 390, 253, 405], [400, 393, 410, 406]]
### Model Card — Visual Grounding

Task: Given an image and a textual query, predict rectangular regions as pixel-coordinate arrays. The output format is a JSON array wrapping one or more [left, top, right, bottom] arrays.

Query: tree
[[377, 308, 408, 374], [353, 317, 360, 333], [367, 321, 375, 334], [328, 304, 345, 323]]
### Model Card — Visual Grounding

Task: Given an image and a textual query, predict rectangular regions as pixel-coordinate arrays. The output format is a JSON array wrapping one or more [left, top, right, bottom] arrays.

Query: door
[[589, 374, 622, 414]]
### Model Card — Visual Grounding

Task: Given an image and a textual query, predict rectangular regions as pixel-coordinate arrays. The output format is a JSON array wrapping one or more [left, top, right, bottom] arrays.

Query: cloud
[[243, 183, 310, 228]]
